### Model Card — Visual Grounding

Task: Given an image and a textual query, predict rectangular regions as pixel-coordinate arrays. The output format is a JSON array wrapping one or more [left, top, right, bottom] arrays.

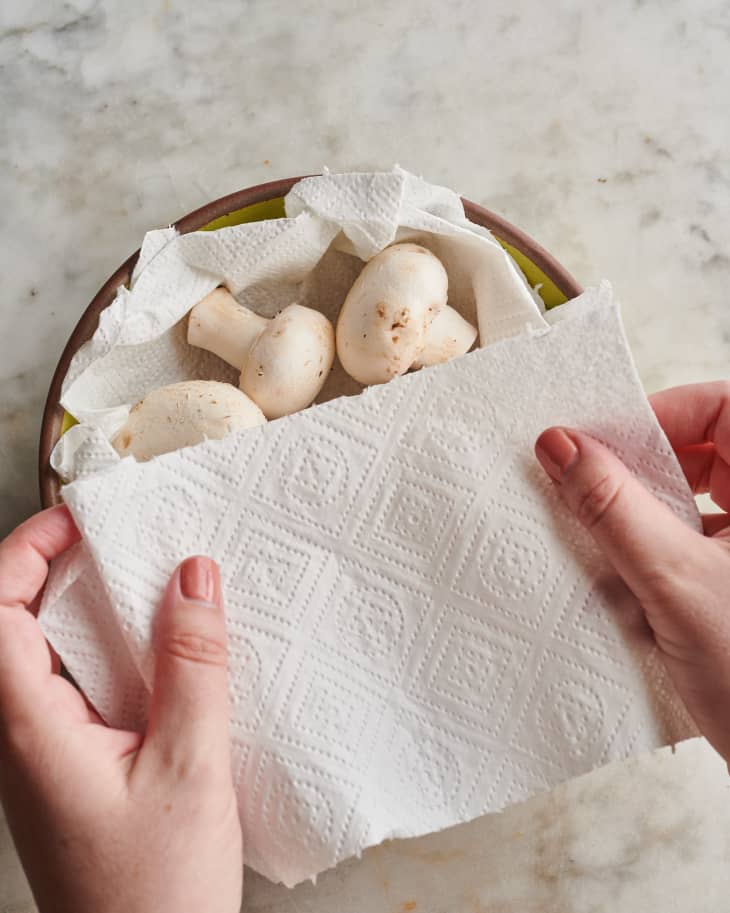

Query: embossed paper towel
[[43, 284, 699, 886]]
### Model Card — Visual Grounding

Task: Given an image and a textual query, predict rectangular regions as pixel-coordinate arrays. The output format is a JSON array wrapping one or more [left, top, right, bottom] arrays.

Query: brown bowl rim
[[39, 175, 583, 508]]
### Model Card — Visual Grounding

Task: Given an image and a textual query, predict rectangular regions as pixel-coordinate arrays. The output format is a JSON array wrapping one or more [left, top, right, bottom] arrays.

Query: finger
[[702, 513, 730, 536], [673, 443, 730, 511], [534, 427, 706, 611], [672, 443, 714, 494], [650, 381, 730, 461], [708, 454, 730, 513], [141, 556, 231, 775], [0, 607, 54, 729], [0, 607, 99, 739], [49, 645, 61, 675], [0, 506, 80, 613]]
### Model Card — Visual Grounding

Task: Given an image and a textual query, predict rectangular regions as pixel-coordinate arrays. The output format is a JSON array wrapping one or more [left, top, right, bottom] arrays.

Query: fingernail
[[535, 428, 580, 481], [179, 556, 218, 603]]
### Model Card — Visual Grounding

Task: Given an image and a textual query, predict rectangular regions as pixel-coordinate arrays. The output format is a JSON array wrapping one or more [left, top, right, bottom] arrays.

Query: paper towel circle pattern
[[244, 550, 292, 599], [263, 775, 332, 853], [391, 492, 432, 543], [280, 437, 348, 509], [478, 525, 549, 599], [396, 734, 460, 808], [537, 679, 605, 755], [137, 485, 203, 563], [426, 389, 496, 453], [337, 588, 404, 659]]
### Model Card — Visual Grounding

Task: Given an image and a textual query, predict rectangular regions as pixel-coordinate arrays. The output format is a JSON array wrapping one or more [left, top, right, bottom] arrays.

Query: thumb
[[534, 427, 705, 615], [143, 556, 231, 772]]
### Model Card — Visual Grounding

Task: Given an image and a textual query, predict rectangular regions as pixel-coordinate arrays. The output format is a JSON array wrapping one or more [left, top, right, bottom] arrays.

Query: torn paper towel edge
[[41, 284, 700, 886]]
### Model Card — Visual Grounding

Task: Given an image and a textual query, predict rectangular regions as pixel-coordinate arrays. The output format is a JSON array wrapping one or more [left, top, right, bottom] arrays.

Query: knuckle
[[576, 473, 624, 530], [177, 758, 228, 791], [152, 748, 229, 792], [0, 714, 39, 765], [639, 563, 687, 608], [163, 630, 228, 667], [641, 539, 718, 609]]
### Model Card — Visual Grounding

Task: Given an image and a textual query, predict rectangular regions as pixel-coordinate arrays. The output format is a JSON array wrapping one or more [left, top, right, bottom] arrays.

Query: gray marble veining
[[2, 0, 730, 910]]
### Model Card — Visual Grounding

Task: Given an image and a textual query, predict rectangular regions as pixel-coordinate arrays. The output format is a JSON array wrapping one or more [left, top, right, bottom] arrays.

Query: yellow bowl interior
[[59, 196, 567, 434]]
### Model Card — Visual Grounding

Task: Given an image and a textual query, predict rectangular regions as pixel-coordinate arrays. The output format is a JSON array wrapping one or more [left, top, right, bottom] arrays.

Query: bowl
[[38, 175, 583, 507]]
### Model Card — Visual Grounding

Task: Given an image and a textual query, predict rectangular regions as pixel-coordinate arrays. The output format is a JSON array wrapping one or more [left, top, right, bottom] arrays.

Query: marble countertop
[[2, 0, 729, 910]]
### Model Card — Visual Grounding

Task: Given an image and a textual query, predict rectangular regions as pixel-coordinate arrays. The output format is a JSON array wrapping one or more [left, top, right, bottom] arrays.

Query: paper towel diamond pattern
[[453, 505, 556, 630], [251, 420, 378, 540], [226, 624, 291, 735], [336, 585, 405, 660], [312, 562, 431, 686], [326, 381, 409, 438], [354, 459, 472, 581], [400, 380, 509, 482], [50, 292, 701, 886], [222, 523, 321, 627], [552, 573, 650, 661], [254, 751, 338, 856], [487, 756, 553, 809], [395, 731, 460, 809], [511, 649, 632, 770], [412, 606, 532, 736], [273, 658, 387, 770]]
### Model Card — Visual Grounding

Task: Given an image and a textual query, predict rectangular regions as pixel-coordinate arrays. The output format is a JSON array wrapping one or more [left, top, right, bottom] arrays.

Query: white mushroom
[[239, 304, 335, 419], [112, 380, 266, 461], [335, 242, 476, 385], [188, 289, 335, 419], [411, 305, 478, 369], [187, 288, 268, 370]]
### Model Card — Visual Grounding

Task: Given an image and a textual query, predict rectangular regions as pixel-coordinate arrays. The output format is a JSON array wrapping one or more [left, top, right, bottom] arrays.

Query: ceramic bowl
[[38, 175, 582, 506]]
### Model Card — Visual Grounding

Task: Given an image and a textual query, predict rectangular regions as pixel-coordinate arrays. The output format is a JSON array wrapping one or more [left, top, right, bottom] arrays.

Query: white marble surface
[[1, 0, 729, 910]]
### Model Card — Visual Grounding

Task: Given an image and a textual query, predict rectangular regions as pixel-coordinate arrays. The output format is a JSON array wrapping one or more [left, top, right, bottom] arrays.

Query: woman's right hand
[[535, 381, 730, 763]]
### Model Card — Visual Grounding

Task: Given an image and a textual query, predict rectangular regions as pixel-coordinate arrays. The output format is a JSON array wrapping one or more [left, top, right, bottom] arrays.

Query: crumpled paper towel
[[51, 167, 544, 480], [39, 170, 699, 886]]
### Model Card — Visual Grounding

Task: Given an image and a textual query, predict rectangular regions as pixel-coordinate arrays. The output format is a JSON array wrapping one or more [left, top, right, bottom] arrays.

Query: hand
[[535, 381, 730, 763], [0, 506, 243, 913]]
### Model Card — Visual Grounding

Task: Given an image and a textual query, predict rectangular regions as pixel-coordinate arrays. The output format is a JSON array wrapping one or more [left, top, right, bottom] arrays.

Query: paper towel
[[38, 170, 699, 886], [51, 168, 545, 481], [43, 297, 700, 884]]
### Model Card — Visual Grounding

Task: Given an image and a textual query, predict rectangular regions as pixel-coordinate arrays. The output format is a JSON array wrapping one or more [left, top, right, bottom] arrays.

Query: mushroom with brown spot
[[187, 289, 335, 419], [411, 305, 478, 369], [112, 380, 266, 461], [335, 242, 477, 385]]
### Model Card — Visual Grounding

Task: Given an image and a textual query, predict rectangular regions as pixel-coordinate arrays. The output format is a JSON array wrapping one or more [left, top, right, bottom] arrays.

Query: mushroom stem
[[188, 289, 336, 419], [188, 288, 268, 370], [411, 305, 478, 369]]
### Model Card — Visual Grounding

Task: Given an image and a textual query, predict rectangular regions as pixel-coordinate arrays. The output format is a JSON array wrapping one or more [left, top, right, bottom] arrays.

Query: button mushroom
[[187, 289, 335, 419], [411, 304, 478, 369], [335, 242, 477, 385], [112, 380, 266, 461]]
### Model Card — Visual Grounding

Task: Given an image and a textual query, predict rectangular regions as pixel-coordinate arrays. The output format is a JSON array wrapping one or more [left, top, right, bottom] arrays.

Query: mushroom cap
[[240, 304, 335, 420], [335, 243, 449, 386], [112, 380, 266, 461], [411, 305, 478, 369]]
